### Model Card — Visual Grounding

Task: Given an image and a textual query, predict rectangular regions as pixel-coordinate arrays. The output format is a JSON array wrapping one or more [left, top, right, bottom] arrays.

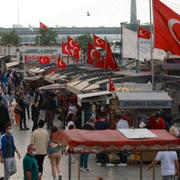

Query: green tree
[[0, 31, 20, 46], [76, 34, 93, 56], [36, 28, 57, 45]]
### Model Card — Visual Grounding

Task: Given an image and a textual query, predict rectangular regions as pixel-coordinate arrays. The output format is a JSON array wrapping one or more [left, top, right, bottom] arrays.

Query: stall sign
[[21, 47, 60, 64], [119, 100, 172, 109]]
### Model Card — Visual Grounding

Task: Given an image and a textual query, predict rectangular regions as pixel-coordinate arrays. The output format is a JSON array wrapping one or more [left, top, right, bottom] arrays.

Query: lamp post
[[120, 22, 127, 66]]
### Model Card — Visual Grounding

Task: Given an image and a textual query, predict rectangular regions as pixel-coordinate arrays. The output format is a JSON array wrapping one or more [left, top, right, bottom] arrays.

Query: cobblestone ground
[[0, 113, 161, 180]]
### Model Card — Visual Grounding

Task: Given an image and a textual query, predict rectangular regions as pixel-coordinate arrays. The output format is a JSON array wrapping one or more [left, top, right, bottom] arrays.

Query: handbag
[[108, 153, 121, 164]]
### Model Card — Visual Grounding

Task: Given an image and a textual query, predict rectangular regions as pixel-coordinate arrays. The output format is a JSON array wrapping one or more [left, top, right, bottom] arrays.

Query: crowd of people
[[0, 69, 179, 180]]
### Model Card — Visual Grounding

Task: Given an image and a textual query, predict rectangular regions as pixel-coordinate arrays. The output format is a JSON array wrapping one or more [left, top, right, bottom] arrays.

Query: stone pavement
[[0, 118, 161, 180]]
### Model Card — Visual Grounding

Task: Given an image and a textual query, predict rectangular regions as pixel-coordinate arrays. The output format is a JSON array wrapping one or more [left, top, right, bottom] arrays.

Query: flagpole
[[17, 0, 20, 25], [120, 22, 123, 66], [149, 0, 155, 90], [136, 21, 140, 73]]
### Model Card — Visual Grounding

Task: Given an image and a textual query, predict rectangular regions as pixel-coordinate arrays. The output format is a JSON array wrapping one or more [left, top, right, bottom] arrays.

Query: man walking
[[23, 144, 39, 180], [30, 120, 48, 179], [31, 100, 40, 132], [0, 123, 21, 180], [147, 151, 179, 180], [0, 95, 10, 134]]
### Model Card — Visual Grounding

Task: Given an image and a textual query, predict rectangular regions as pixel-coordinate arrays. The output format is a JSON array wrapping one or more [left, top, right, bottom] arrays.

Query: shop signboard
[[119, 100, 172, 109], [21, 46, 60, 64]]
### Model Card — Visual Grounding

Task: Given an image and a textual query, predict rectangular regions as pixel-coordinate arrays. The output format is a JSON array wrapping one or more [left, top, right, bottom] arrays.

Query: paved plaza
[[0, 118, 161, 180]]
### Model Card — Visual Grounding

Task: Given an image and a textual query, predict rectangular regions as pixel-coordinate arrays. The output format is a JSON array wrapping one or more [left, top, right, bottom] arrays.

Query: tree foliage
[[0, 31, 20, 46], [36, 28, 57, 45], [76, 34, 93, 54]]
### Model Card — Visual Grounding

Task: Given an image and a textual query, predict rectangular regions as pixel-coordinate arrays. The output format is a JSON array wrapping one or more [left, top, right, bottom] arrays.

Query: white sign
[[118, 128, 157, 139], [21, 46, 60, 64], [122, 28, 166, 60]]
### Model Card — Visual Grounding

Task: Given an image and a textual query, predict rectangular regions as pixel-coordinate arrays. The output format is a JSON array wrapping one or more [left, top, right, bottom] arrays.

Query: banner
[[122, 28, 166, 60], [22, 47, 60, 64]]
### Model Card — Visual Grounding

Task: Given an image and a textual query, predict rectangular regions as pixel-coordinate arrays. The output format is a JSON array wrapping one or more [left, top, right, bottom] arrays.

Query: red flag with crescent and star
[[105, 43, 119, 71], [93, 35, 107, 49], [39, 56, 50, 64], [138, 27, 151, 39], [88, 43, 96, 65], [62, 41, 71, 55], [109, 78, 116, 92], [68, 36, 81, 59], [95, 50, 105, 68], [154, 0, 180, 55], [40, 22, 48, 30], [57, 58, 67, 69]]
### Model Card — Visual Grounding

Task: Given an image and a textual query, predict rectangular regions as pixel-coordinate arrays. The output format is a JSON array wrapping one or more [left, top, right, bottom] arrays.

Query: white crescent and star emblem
[[139, 29, 145, 36], [65, 45, 69, 52], [59, 61, 63, 66], [168, 18, 180, 44], [41, 57, 48, 63], [90, 49, 96, 59], [96, 38, 104, 46], [69, 40, 74, 47]]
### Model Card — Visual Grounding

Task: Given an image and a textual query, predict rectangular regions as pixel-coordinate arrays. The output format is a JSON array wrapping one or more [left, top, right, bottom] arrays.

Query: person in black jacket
[[80, 116, 95, 172], [31, 100, 40, 132], [18, 96, 29, 130], [0, 94, 10, 134]]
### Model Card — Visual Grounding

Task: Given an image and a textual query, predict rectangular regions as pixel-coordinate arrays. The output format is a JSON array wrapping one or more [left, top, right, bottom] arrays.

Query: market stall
[[53, 129, 180, 180], [77, 91, 113, 125], [114, 92, 172, 127]]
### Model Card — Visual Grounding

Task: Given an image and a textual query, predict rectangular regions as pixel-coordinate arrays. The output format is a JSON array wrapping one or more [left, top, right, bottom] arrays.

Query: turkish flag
[[154, 0, 180, 55], [57, 59, 67, 69], [93, 35, 107, 49], [62, 41, 70, 55], [105, 43, 119, 71], [88, 43, 96, 65], [138, 27, 151, 39], [68, 36, 75, 48], [95, 51, 105, 68], [40, 22, 47, 30], [109, 78, 116, 92], [39, 56, 50, 64]]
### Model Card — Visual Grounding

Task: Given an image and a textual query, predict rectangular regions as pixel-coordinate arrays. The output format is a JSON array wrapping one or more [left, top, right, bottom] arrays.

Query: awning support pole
[[78, 155, 80, 180], [140, 152, 143, 180], [152, 165, 155, 180], [68, 153, 72, 180]]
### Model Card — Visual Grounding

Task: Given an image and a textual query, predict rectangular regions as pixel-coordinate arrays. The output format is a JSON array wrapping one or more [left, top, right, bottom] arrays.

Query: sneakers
[[80, 167, 91, 172], [117, 163, 127, 167], [97, 163, 102, 166], [106, 163, 115, 167], [58, 175, 62, 180]]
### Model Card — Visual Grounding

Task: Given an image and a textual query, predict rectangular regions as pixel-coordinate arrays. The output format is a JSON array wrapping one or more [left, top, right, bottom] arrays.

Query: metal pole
[[68, 153, 72, 180], [120, 23, 123, 66], [17, 0, 20, 25], [78, 155, 80, 180], [38, 35, 41, 47], [136, 22, 140, 73], [152, 164, 155, 180], [140, 152, 143, 180], [149, 0, 155, 90]]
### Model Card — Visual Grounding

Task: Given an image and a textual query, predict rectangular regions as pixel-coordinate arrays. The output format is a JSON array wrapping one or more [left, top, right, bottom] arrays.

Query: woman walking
[[48, 126, 63, 180]]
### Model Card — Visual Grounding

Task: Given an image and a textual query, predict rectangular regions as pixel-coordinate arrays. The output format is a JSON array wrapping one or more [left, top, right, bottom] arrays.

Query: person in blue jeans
[[80, 116, 95, 172], [0, 123, 21, 180]]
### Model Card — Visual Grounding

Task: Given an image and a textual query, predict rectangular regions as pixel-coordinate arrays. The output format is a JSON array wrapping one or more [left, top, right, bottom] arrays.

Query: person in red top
[[147, 113, 166, 129]]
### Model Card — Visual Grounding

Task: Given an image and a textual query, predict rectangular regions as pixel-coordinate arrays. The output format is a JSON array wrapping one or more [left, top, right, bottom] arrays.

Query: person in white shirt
[[116, 114, 129, 166], [116, 115, 129, 129], [147, 151, 179, 180], [30, 120, 48, 179]]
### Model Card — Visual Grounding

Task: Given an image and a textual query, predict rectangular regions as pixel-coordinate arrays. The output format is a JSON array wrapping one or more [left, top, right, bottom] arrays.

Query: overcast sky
[[0, 0, 179, 28]]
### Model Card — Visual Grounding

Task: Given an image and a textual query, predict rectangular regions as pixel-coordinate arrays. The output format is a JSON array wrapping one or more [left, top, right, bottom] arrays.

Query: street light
[[120, 22, 127, 66]]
